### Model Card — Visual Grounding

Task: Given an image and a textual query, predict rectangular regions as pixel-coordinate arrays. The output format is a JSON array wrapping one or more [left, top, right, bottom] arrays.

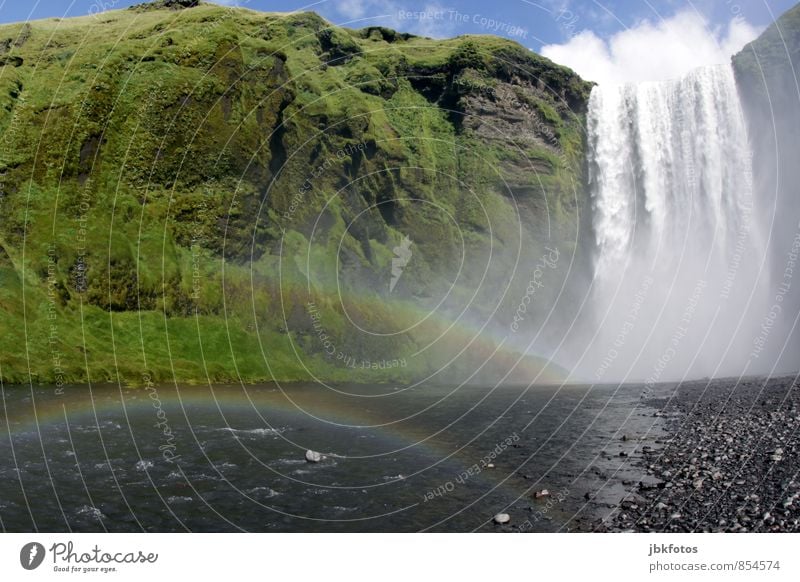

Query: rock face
[[0, 4, 591, 385], [133, 0, 200, 9], [732, 4, 800, 372]]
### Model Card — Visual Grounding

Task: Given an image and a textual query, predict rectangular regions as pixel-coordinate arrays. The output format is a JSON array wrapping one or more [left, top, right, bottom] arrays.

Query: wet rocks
[[596, 376, 800, 533], [305, 450, 323, 463], [162, 0, 200, 7]]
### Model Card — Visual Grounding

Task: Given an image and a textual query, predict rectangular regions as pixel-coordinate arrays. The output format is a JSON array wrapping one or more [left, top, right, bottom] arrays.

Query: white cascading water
[[584, 64, 771, 382]]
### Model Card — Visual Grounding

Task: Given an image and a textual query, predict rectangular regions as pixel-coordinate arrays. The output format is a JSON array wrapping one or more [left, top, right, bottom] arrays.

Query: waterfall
[[584, 64, 771, 381]]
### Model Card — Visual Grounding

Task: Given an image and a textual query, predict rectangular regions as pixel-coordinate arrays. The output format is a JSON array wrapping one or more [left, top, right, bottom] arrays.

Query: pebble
[[493, 513, 510, 525], [305, 450, 323, 463]]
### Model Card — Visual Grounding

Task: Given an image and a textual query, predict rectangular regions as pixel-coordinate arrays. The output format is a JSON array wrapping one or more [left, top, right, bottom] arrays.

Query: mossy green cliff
[[0, 1, 591, 386]]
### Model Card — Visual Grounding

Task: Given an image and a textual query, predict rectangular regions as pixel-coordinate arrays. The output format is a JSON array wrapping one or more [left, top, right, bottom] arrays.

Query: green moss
[[0, 1, 589, 386]]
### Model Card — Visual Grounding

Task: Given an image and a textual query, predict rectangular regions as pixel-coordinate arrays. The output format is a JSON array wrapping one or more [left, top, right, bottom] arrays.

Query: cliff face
[[0, 2, 590, 385], [733, 3, 800, 372]]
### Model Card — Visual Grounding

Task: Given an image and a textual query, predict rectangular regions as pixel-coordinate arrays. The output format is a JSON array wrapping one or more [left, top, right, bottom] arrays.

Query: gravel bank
[[594, 376, 800, 532]]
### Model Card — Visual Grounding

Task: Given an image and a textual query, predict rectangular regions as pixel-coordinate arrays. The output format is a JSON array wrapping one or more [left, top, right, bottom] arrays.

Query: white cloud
[[324, 0, 456, 38], [334, 0, 370, 19], [541, 11, 762, 85]]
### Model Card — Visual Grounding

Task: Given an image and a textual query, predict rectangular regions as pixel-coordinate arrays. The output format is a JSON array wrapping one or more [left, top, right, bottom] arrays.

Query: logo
[[20, 542, 45, 570], [390, 235, 413, 293]]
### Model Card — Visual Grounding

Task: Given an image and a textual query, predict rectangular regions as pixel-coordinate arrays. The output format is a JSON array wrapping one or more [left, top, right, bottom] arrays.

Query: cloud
[[334, 0, 370, 19], [541, 11, 762, 85], [323, 0, 456, 38]]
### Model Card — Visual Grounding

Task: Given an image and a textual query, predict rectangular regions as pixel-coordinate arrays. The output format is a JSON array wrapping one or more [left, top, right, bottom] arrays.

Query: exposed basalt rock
[[357, 26, 417, 43], [461, 80, 562, 161], [317, 27, 362, 65], [132, 0, 200, 10], [733, 3, 800, 370], [0, 55, 22, 67]]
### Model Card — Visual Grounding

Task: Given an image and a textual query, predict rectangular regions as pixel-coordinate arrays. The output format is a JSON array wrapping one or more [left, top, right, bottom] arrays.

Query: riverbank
[[592, 375, 800, 532]]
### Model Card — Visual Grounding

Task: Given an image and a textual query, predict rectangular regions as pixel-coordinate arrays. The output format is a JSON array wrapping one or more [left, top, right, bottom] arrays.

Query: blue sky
[[0, 1, 796, 83], [0, 1, 795, 48]]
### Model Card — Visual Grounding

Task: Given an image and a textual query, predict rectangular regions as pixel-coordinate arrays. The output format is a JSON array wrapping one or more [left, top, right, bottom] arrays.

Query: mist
[[526, 10, 800, 383]]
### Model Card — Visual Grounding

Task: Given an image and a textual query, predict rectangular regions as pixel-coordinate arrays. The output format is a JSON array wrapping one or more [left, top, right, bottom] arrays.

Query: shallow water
[[0, 381, 671, 532]]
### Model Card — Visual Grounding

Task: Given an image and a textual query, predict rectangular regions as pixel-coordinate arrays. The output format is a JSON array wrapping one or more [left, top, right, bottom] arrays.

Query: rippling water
[[0, 382, 669, 532]]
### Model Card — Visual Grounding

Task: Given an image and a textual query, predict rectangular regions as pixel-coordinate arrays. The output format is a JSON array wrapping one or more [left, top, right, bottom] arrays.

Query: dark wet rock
[[588, 376, 800, 533]]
